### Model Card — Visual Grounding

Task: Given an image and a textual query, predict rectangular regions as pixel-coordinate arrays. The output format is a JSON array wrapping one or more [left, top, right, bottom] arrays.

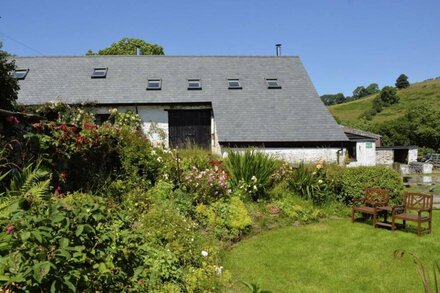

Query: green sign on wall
[[366, 142, 373, 149]]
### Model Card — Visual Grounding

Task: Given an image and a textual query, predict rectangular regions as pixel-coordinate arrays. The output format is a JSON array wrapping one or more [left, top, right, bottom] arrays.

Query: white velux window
[[188, 79, 202, 90], [91, 67, 108, 78], [228, 79, 242, 89], [147, 79, 162, 90]]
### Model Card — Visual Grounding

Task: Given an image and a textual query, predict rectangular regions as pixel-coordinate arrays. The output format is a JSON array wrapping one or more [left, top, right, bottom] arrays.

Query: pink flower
[[5, 116, 20, 126], [6, 225, 14, 234]]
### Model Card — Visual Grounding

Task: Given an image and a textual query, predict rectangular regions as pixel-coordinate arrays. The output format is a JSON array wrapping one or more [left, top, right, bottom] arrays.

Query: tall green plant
[[6, 161, 51, 199], [224, 149, 278, 201], [395, 250, 440, 293]]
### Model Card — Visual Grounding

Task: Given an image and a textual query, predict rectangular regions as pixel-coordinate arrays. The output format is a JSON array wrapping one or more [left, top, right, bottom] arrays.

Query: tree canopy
[[0, 43, 19, 111], [86, 38, 164, 56], [395, 74, 410, 89]]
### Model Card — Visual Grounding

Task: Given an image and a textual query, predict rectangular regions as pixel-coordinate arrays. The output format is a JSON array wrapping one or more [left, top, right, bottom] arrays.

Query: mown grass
[[223, 211, 440, 292], [329, 78, 440, 124]]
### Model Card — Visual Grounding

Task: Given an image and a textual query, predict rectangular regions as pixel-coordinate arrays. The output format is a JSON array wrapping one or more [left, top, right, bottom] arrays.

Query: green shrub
[[117, 131, 170, 193], [196, 196, 252, 240], [224, 149, 279, 201], [333, 166, 404, 203], [289, 162, 333, 205], [0, 192, 223, 292], [273, 197, 323, 223]]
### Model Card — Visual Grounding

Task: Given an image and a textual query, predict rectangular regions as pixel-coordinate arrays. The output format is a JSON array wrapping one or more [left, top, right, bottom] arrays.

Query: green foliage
[[396, 74, 410, 89], [394, 250, 440, 293], [29, 101, 96, 126], [242, 281, 272, 293], [273, 197, 323, 223], [376, 105, 440, 150], [87, 38, 164, 56], [320, 93, 345, 106], [0, 193, 222, 291], [224, 149, 279, 201], [5, 161, 51, 200], [117, 130, 169, 193], [196, 196, 252, 240], [289, 162, 333, 205], [332, 166, 403, 203], [377, 86, 399, 106], [0, 42, 19, 111]]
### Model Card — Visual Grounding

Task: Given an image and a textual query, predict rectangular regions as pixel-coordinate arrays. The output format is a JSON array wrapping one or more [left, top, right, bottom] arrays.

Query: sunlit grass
[[223, 211, 440, 292]]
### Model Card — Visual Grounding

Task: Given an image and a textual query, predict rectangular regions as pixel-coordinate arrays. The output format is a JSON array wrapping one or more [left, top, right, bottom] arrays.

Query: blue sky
[[1, 0, 439, 96]]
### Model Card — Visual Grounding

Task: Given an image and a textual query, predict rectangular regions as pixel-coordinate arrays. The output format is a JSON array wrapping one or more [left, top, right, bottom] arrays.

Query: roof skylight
[[266, 78, 281, 89], [147, 79, 162, 90], [188, 79, 202, 90], [13, 69, 29, 80], [91, 67, 107, 78], [228, 79, 242, 89]]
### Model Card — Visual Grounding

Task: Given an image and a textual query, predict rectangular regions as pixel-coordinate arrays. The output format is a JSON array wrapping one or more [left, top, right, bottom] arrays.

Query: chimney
[[275, 44, 282, 56], [136, 46, 142, 56]]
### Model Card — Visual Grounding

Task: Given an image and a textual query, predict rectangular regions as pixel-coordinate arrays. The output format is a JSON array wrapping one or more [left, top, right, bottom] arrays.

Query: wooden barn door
[[168, 110, 211, 149]]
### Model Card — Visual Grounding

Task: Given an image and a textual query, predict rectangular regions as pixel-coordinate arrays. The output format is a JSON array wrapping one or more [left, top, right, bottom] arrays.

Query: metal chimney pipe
[[276, 44, 282, 56], [136, 46, 141, 56]]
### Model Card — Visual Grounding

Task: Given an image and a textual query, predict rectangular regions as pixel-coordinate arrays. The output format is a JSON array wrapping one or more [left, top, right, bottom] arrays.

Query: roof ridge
[[12, 55, 300, 59]]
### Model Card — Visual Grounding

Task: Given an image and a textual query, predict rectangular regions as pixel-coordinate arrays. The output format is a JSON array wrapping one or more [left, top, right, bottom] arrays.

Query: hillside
[[329, 78, 440, 125]]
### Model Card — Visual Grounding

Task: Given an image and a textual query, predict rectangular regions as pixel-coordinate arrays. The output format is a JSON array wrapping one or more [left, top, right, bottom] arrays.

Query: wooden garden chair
[[392, 192, 433, 236], [351, 188, 390, 227]]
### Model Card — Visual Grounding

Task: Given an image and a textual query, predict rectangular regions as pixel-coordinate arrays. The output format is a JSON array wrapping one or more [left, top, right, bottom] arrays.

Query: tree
[[366, 83, 380, 95], [377, 86, 399, 106], [0, 42, 19, 111], [352, 86, 368, 99], [395, 74, 410, 89], [86, 38, 164, 56], [320, 93, 345, 105]]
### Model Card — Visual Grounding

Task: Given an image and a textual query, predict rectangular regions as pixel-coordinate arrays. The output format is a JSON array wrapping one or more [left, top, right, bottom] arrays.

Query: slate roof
[[13, 55, 348, 143]]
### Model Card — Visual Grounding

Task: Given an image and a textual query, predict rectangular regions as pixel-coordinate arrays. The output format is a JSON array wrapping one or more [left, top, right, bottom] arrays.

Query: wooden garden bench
[[392, 192, 433, 236], [351, 188, 390, 227]]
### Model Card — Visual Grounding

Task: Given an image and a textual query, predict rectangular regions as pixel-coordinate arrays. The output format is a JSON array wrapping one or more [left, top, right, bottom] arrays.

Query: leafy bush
[[117, 130, 170, 193], [196, 196, 252, 240], [289, 162, 334, 205], [272, 197, 323, 223], [332, 166, 404, 204], [0, 193, 223, 292], [224, 149, 279, 201]]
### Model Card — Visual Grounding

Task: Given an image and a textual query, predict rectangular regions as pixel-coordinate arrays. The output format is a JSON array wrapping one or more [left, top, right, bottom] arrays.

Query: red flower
[[5, 116, 20, 126], [6, 225, 14, 234], [209, 160, 223, 166], [83, 123, 97, 130]]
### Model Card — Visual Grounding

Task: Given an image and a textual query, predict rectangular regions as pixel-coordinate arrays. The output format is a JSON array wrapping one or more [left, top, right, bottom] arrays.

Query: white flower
[[201, 250, 208, 257], [157, 157, 162, 162], [253, 185, 258, 191], [318, 179, 323, 184], [251, 175, 257, 182], [214, 265, 223, 276]]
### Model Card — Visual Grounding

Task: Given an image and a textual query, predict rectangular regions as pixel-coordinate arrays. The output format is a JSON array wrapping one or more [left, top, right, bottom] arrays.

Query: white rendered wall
[[408, 149, 418, 163], [347, 141, 376, 167], [221, 147, 346, 165], [137, 107, 169, 147], [96, 106, 221, 149]]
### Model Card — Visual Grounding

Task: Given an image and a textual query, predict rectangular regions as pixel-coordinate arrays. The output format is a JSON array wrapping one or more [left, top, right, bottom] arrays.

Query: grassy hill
[[329, 78, 440, 125]]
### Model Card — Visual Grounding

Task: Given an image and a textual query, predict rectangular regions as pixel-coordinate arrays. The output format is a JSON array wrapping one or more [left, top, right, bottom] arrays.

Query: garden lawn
[[223, 211, 440, 292]]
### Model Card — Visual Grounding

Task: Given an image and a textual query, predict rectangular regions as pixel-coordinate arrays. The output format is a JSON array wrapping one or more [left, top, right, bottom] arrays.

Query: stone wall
[[376, 149, 394, 165]]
